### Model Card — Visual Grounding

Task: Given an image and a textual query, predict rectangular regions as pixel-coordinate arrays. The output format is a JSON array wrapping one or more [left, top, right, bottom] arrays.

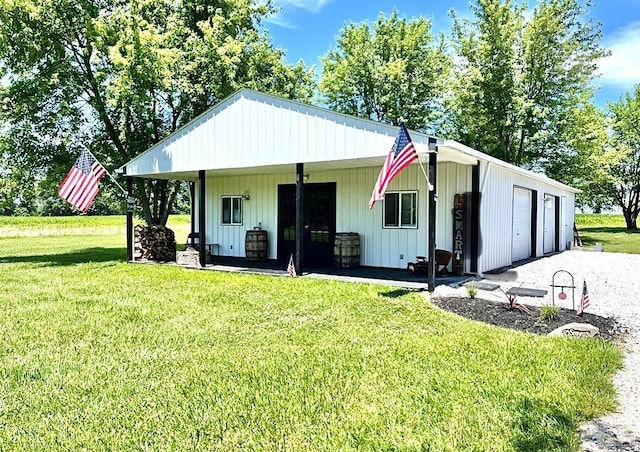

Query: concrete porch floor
[[202, 256, 473, 290]]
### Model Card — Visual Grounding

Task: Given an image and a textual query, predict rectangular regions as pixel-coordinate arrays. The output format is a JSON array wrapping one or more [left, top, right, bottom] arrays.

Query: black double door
[[277, 182, 336, 267]]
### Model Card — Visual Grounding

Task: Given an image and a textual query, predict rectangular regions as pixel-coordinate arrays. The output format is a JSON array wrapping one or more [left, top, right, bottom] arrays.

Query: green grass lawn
[[0, 217, 623, 450], [575, 214, 640, 254]]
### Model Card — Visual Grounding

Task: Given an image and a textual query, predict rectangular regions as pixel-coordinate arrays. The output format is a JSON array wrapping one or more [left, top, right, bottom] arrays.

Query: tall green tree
[[319, 10, 450, 131], [546, 100, 618, 212], [606, 85, 640, 230], [0, 0, 314, 224], [567, 104, 612, 211], [448, 0, 607, 169]]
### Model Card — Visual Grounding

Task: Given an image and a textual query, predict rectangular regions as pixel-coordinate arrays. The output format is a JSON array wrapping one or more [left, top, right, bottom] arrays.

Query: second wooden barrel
[[245, 230, 268, 261], [334, 232, 360, 268]]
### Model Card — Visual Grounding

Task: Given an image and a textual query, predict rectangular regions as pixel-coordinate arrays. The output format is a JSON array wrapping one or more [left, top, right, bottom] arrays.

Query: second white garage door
[[512, 187, 532, 262]]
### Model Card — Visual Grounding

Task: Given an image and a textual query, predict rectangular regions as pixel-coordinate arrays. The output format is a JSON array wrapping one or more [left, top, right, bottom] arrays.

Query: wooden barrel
[[334, 232, 360, 268], [245, 230, 268, 261]]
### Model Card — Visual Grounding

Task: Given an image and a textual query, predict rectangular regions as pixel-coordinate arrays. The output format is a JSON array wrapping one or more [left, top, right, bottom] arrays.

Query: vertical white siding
[[205, 173, 289, 259], [204, 164, 436, 268], [479, 163, 576, 274], [200, 158, 575, 273], [479, 164, 514, 273], [436, 162, 473, 271]]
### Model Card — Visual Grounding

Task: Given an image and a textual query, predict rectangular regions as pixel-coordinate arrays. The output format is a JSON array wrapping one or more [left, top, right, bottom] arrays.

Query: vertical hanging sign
[[453, 194, 465, 275]]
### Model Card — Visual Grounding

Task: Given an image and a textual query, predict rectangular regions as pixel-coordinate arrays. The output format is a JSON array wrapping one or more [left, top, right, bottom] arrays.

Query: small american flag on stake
[[287, 254, 297, 277], [59, 149, 107, 212], [577, 280, 590, 316]]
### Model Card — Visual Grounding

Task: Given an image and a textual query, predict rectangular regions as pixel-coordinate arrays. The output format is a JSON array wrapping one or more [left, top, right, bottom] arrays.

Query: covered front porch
[[121, 89, 485, 288], [193, 255, 472, 290]]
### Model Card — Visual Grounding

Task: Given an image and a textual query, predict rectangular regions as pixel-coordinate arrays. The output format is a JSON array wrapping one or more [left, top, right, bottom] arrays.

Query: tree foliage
[[551, 101, 617, 212], [0, 0, 314, 224], [447, 0, 607, 168], [606, 85, 640, 229], [319, 10, 450, 131]]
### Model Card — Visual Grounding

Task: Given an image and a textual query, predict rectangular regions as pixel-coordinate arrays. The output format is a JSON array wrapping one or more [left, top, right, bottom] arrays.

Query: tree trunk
[[623, 208, 638, 230], [135, 178, 182, 226], [624, 189, 640, 230]]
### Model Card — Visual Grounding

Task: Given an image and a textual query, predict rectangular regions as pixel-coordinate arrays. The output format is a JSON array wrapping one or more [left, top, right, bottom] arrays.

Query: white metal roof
[[120, 88, 578, 193]]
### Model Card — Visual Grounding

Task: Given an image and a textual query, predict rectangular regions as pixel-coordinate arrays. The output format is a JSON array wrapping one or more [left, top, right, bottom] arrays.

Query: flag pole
[[398, 120, 433, 191], [79, 143, 128, 196], [416, 157, 434, 191]]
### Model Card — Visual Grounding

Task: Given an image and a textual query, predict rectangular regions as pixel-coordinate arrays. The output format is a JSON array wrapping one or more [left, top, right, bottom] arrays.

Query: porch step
[[505, 286, 548, 298], [473, 281, 501, 291]]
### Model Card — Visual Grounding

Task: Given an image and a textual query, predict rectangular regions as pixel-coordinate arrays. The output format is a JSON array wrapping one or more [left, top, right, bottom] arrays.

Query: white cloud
[[264, 13, 296, 29], [274, 0, 333, 14], [597, 21, 640, 89], [265, 0, 334, 29]]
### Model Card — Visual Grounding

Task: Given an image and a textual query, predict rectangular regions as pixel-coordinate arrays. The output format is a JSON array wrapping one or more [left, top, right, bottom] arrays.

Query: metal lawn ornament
[[551, 270, 575, 309]]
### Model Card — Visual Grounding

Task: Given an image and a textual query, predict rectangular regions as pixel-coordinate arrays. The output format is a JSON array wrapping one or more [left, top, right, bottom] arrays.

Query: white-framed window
[[221, 196, 243, 225], [383, 191, 418, 228]]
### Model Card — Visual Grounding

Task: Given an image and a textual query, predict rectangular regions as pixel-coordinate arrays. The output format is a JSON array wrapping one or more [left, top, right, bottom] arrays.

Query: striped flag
[[287, 254, 297, 277], [577, 280, 590, 316], [369, 123, 418, 209], [59, 149, 107, 212]]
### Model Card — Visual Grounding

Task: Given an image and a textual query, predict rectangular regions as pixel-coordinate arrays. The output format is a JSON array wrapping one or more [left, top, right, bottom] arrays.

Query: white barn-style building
[[120, 89, 577, 286]]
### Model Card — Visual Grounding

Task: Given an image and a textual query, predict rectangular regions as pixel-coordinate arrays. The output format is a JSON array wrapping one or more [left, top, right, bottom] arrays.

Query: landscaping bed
[[432, 296, 624, 339]]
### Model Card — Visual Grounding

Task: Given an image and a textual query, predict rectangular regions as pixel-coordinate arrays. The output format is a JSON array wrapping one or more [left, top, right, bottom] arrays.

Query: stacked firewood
[[134, 224, 176, 261]]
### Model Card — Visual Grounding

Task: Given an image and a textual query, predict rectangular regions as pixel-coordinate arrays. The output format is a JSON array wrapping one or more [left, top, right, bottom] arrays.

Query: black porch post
[[126, 177, 134, 262], [295, 163, 304, 274], [189, 181, 196, 236], [427, 147, 438, 292], [470, 162, 480, 274], [198, 170, 206, 268]]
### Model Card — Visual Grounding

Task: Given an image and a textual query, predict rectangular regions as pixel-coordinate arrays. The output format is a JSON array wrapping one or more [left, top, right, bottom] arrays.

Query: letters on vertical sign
[[453, 194, 465, 275]]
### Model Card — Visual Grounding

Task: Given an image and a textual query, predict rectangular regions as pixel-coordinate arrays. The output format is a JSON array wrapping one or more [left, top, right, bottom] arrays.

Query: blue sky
[[264, 0, 640, 107]]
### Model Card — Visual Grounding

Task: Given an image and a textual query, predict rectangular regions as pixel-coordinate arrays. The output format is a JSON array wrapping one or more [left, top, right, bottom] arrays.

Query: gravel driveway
[[434, 250, 640, 451]]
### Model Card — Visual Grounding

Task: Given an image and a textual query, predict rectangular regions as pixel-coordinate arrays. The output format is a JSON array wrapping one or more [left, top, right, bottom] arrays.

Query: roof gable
[[122, 89, 434, 178]]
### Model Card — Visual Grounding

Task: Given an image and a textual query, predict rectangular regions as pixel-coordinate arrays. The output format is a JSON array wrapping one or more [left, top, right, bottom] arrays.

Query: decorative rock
[[549, 322, 600, 337], [176, 249, 200, 268]]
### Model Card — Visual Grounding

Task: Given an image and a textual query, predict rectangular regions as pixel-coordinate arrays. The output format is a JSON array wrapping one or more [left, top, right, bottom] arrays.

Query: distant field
[[0, 215, 190, 242], [575, 214, 626, 228], [575, 214, 639, 254]]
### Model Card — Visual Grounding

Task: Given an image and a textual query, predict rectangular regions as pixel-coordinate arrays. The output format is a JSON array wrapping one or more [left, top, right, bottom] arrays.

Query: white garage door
[[543, 195, 556, 254], [512, 187, 532, 262]]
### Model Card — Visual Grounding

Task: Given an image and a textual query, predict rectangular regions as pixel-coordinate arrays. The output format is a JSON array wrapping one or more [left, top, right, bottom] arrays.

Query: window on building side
[[383, 191, 417, 228], [222, 196, 243, 225]]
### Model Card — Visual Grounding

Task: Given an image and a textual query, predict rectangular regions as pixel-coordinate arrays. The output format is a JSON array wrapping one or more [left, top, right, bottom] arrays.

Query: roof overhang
[[439, 140, 580, 193], [122, 141, 481, 182]]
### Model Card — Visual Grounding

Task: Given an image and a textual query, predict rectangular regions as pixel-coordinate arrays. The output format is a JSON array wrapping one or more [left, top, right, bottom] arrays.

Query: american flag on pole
[[576, 280, 591, 316], [59, 149, 107, 212], [287, 254, 297, 277], [369, 123, 419, 209]]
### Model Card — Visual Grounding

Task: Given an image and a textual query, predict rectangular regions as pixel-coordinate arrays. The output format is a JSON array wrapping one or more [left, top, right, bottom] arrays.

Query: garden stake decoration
[[551, 270, 575, 310]]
